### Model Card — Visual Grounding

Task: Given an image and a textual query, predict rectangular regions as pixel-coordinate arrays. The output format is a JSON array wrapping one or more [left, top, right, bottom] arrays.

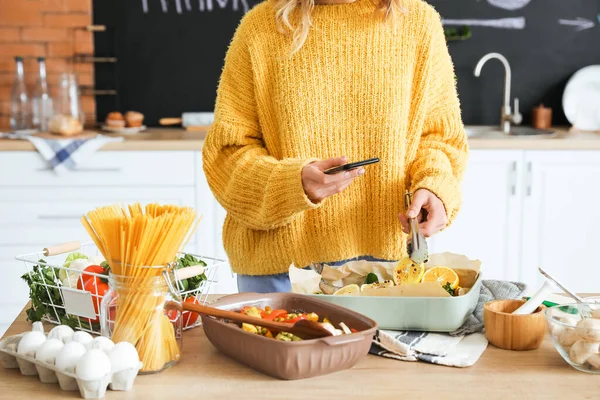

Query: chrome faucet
[[474, 52, 522, 134]]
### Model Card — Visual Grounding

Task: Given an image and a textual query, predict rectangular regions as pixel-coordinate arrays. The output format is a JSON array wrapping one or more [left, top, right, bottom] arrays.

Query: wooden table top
[[1, 304, 599, 400]]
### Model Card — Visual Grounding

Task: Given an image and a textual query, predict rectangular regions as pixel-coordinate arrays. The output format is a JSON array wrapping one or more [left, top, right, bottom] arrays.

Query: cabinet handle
[[526, 162, 533, 197], [36, 167, 122, 173], [510, 161, 517, 196], [38, 215, 81, 220]]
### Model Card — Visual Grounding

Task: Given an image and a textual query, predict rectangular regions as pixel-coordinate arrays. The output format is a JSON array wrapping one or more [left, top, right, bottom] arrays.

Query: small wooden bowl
[[483, 299, 546, 351]]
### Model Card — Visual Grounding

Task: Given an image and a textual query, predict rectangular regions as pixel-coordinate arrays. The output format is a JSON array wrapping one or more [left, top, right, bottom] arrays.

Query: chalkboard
[[93, 0, 600, 126]]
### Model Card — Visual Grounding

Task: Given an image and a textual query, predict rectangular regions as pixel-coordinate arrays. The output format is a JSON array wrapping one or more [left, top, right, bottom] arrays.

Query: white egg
[[109, 342, 140, 372], [31, 321, 44, 333], [75, 349, 111, 381], [48, 325, 75, 344], [71, 331, 93, 346], [87, 336, 114, 354], [55, 341, 87, 374], [35, 339, 64, 365], [17, 331, 47, 357]]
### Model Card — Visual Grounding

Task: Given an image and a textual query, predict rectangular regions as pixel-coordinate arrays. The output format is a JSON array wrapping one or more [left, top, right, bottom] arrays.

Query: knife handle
[[159, 118, 182, 126]]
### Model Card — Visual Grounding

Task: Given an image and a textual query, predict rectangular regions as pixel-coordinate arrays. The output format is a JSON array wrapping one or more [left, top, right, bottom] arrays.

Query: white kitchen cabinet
[[0, 151, 195, 187], [0, 186, 196, 247], [429, 150, 524, 282], [0, 186, 197, 327], [520, 151, 600, 293], [195, 153, 235, 294], [0, 246, 34, 329]]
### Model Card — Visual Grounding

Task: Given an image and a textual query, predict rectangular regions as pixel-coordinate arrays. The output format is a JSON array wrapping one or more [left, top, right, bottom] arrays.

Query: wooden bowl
[[483, 299, 546, 351]]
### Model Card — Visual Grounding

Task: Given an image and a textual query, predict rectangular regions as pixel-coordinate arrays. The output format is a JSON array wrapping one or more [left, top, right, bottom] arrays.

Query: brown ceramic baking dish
[[200, 292, 378, 380]]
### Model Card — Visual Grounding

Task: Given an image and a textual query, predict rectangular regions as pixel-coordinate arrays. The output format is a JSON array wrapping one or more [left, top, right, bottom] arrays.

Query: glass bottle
[[100, 267, 183, 374], [49, 73, 84, 135], [32, 57, 53, 132], [10, 56, 32, 132]]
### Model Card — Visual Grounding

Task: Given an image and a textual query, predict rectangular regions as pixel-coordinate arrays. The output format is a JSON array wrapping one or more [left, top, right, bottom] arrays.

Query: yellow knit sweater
[[203, 0, 469, 276]]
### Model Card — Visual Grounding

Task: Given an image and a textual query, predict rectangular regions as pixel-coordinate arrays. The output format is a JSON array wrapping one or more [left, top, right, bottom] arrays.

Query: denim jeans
[[236, 255, 392, 293]]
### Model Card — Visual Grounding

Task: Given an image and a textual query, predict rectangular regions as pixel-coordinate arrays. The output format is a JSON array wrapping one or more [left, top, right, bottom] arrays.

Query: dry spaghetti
[[82, 203, 200, 372]]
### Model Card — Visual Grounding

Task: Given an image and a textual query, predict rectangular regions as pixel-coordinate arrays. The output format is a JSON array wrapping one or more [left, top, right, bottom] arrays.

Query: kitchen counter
[[0, 127, 599, 151], [2, 304, 599, 400], [0, 128, 207, 151], [467, 127, 600, 150]]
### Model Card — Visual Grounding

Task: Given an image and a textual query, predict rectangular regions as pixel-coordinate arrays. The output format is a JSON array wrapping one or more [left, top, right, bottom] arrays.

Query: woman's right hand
[[302, 157, 365, 203]]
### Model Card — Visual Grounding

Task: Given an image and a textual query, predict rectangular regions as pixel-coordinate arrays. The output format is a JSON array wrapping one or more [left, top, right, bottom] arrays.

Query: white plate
[[101, 125, 147, 135], [563, 65, 600, 131]]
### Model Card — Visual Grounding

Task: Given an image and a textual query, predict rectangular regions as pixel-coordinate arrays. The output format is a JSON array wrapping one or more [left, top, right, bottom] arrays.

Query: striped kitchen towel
[[27, 134, 123, 174], [370, 280, 527, 367]]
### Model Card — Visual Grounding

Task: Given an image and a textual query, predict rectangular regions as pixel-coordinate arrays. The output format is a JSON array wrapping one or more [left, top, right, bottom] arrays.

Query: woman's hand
[[398, 189, 448, 238], [302, 157, 364, 203]]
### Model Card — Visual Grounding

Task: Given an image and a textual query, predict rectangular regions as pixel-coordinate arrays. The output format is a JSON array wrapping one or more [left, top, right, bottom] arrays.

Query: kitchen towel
[[370, 280, 527, 367], [27, 134, 123, 174]]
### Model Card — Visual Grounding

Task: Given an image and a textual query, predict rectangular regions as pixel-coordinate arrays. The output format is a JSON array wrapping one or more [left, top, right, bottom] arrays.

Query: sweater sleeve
[[202, 22, 321, 231], [408, 11, 469, 225]]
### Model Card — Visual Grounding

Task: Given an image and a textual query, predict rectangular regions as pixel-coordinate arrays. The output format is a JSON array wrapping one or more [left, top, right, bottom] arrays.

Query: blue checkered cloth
[[370, 280, 527, 367], [27, 134, 123, 173]]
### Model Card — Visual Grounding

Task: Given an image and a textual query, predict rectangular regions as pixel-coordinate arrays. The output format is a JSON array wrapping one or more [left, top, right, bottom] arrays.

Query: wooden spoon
[[182, 302, 334, 340]]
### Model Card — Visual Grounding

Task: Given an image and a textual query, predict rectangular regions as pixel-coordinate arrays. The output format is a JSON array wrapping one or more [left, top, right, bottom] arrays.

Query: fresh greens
[[365, 273, 379, 285], [444, 26, 472, 41], [63, 252, 88, 268], [21, 260, 93, 330], [21, 260, 60, 323], [442, 282, 455, 296], [175, 254, 207, 297], [100, 261, 110, 283]]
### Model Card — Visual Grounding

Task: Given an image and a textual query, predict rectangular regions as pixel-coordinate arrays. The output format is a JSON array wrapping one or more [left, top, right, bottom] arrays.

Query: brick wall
[[0, 0, 95, 130]]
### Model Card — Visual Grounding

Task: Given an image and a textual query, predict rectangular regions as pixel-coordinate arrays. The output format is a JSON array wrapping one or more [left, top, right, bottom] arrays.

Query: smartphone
[[324, 157, 380, 175]]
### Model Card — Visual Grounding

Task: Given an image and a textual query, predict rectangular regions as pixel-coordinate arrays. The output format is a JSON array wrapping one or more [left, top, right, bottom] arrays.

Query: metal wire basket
[[16, 241, 225, 335]]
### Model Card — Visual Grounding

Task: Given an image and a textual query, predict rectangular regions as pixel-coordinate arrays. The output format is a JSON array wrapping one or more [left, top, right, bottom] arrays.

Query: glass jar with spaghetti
[[100, 265, 183, 374]]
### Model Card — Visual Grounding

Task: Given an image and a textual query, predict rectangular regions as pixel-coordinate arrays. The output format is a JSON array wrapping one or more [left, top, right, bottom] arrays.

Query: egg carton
[[0, 333, 142, 399]]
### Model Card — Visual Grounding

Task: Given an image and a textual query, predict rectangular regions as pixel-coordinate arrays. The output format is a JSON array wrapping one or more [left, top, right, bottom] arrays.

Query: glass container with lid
[[100, 265, 183, 374], [49, 73, 84, 136]]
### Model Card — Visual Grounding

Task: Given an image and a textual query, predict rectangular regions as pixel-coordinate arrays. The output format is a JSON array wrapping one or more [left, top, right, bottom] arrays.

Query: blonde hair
[[275, 0, 405, 53]]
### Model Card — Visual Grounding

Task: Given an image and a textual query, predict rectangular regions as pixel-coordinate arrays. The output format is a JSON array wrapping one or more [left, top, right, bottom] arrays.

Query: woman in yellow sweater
[[203, 0, 469, 292]]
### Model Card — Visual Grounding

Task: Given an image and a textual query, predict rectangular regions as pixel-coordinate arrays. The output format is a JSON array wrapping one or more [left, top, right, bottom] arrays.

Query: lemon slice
[[422, 266, 459, 289], [360, 280, 395, 292], [393, 257, 425, 285], [333, 284, 360, 296]]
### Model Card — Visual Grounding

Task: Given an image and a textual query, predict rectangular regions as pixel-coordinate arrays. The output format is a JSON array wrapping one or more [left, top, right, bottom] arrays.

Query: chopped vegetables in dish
[[236, 306, 357, 341]]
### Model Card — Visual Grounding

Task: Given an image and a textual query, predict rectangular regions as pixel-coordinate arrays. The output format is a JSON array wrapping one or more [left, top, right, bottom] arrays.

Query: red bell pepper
[[262, 309, 288, 321], [77, 265, 106, 290], [77, 265, 108, 323]]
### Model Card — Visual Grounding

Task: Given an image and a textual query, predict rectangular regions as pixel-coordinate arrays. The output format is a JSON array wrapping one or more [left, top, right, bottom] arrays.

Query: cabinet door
[[0, 246, 34, 331], [0, 187, 197, 316], [195, 153, 236, 294], [521, 151, 600, 292], [0, 187, 196, 246], [429, 150, 524, 282], [0, 151, 195, 187]]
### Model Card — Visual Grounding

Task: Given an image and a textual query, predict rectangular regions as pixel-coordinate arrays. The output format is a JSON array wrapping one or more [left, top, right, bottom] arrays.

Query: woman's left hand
[[398, 189, 448, 238]]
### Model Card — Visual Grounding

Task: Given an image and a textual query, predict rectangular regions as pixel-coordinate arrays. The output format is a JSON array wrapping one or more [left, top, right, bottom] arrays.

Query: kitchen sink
[[465, 126, 555, 138]]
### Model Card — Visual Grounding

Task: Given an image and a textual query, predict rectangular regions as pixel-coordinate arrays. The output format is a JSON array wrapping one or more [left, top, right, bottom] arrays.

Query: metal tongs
[[405, 191, 429, 264]]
